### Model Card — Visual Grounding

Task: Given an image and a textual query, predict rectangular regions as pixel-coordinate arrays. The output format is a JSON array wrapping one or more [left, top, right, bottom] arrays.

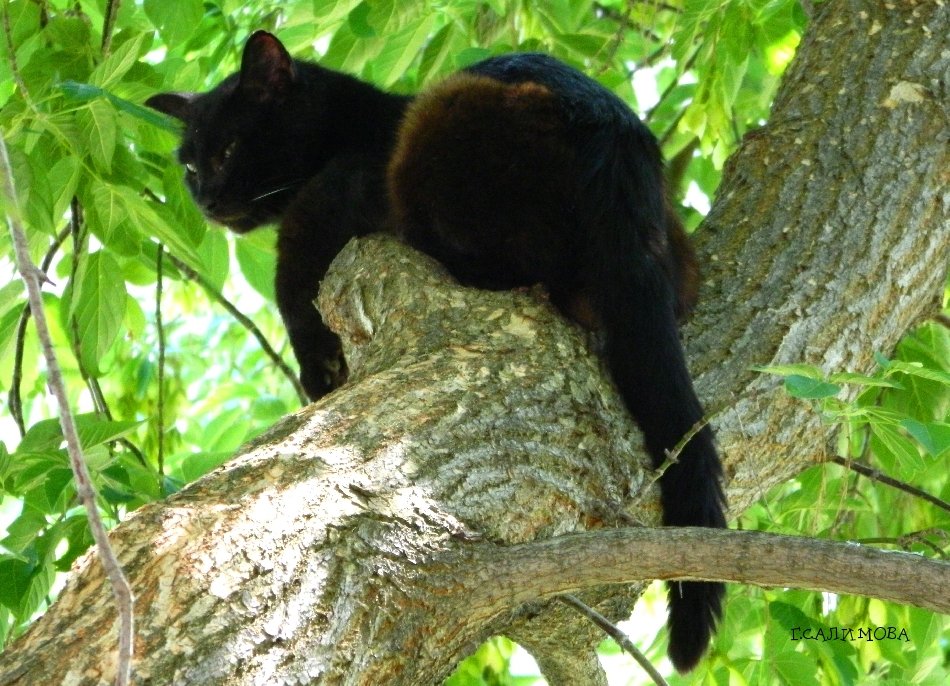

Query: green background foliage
[[0, 0, 946, 683]]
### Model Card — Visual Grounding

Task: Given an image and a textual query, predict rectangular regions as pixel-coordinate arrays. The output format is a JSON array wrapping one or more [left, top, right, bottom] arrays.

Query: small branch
[[593, 2, 632, 76], [140, 187, 306, 403], [632, 410, 718, 509], [465, 527, 950, 616], [101, 0, 121, 55], [645, 48, 699, 125], [2, 3, 31, 104], [156, 244, 166, 478], [66, 199, 148, 466], [557, 595, 670, 686], [8, 225, 70, 437], [593, 2, 662, 44], [2, 135, 134, 686], [163, 251, 309, 405], [829, 455, 950, 514], [666, 138, 699, 198], [634, 44, 670, 72], [855, 528, 948, 559]]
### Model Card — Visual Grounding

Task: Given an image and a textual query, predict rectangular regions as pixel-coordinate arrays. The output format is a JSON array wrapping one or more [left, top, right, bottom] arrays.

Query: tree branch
[[829, 455, 950, 514], [558, 595, 670, 686], [8, 224, 70, 437], [1, 136, 134, 686], [468, 528, 950, 616], [156, 244, 167, 477], [163, 251, 309, 405], [0, 3, 946, 684], [101, 0, 121, 55]]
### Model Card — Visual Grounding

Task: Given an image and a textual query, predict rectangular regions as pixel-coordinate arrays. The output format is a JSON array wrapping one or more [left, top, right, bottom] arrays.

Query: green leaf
[[132, 199, 205, 269], [88, 184, 130, 247], [418, 24, 463, 83], [44, 15, 93, 54], [0, 307, 22, 365], [55, 516, 94, 571], [0, 508, 48, 554], [348, 2, 377, 38], [235, 231, 276, 301], [900, 420, 950, 458], [0, 281, 24, 318], [0, 551, 55, 620], [772, 650, 819, 686], [322, 22, 383, 74], [48, 157, 81, 223], [826, 371, 904, 389], [887, 360, 950, 386], [555, 33, 610, 60], [21, 466, 74, 515], [77, 99, 118, 174], [0, 557, 35, 614], [16, 415, 142, 456], [752, 363, 826, 379], [68, 251, 127, 375], [783, 374, 841, 399], [195, 230, 230, 292], [174, 452, 234, 483], [90, 33, 150, 89], [871, 423, 925, 472], [374, 14, 437, 87], [161, 163, 207, 251], [144, 0, 204, 45], [60, 81, 181, 133]]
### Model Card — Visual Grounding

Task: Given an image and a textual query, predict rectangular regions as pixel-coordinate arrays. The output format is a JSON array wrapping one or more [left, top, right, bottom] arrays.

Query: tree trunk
[[0, 1, 946, 684]]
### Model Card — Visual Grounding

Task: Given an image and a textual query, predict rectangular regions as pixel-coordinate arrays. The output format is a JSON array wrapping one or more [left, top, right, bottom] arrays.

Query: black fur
[[147, 32, 725, 672]]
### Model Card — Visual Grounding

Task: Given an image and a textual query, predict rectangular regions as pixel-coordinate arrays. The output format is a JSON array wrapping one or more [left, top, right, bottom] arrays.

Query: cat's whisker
[[250, 182, 305, 203]]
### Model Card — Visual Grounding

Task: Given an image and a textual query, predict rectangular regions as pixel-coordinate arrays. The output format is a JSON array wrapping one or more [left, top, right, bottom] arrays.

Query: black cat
[[147, 31, 726, 672]]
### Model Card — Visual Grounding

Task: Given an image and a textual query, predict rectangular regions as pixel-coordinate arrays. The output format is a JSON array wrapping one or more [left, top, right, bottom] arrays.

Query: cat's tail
[[578, 120, 726, 673]]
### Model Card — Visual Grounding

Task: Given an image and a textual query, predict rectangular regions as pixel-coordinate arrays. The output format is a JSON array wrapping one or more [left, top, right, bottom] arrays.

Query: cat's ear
[[239, 31, 296, 101], [145, 92, 197, 122]]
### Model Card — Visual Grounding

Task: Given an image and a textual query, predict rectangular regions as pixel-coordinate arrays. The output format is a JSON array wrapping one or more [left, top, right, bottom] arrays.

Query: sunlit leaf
[[68, 251, 127, 375]]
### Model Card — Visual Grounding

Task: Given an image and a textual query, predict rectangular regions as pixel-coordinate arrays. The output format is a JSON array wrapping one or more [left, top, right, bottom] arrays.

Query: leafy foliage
[[0, 0, 946, 683]]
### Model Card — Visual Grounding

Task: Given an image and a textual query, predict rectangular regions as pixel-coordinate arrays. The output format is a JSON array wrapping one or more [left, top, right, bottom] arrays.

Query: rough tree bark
[[0, 1, 947, 684]]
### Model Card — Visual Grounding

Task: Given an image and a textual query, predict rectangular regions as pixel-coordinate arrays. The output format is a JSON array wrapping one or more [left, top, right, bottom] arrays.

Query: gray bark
[[0, 1, 947, 684]]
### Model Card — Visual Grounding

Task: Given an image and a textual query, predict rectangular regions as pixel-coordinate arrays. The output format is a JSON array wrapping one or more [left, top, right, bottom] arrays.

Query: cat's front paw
[[300, 356, 348, 401]]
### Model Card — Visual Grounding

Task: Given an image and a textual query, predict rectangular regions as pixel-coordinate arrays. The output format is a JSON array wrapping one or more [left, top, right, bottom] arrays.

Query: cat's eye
[[223, 141, 236, 160], [184, 162, 197, 175]]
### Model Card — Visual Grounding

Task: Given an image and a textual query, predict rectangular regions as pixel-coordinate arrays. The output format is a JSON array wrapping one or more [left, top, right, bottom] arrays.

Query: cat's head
[[147, 32, 323, 233]]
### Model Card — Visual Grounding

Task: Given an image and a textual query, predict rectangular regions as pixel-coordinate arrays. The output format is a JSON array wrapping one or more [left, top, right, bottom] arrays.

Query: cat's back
[[464, 53, 645, 131]]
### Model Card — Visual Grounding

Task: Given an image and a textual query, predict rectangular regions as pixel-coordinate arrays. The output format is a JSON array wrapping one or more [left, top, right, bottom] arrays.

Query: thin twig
[[634, 43, 669, 71], [101, 0, 121, 55], [2, 135, 134, 686], [163, 252, 309, 405], [829, 455, 950, 514], [594, 2, 663, 44], [9, 225, 71, 437], [645, 47, 699, 124], [2, 2, 31, 104], [855, 528, 948, 559], [593, 1, 633, 76], [156, 244, 166, 478], [557, 594, 670, 686], [67, 200, 108, 418], [65, 199, 147, 466]]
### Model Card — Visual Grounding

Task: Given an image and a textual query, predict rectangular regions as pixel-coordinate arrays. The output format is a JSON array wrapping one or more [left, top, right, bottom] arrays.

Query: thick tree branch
[[0, 2, 946, 684], [462, 528, 950, 616], [1, 136, 134, 686]]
